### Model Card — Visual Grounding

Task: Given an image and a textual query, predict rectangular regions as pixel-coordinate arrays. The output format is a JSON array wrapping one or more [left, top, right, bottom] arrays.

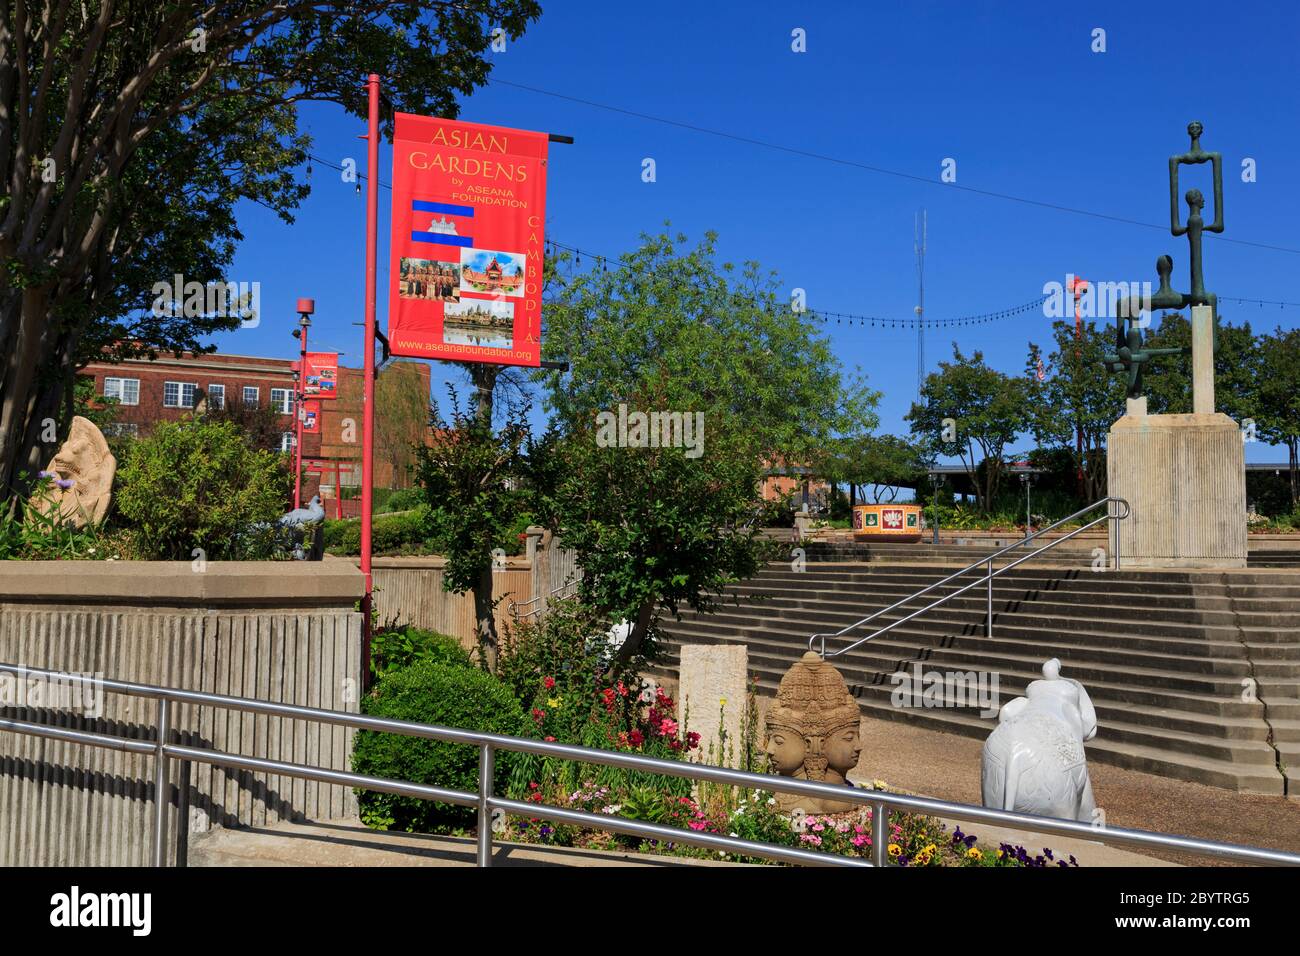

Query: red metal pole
[[293, 319, 308, 510], [361, 73, 380, 687], [1069, 276, 1088, 495]]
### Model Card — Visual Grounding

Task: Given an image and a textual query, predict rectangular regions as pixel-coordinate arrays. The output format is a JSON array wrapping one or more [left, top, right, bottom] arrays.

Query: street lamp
[[291, 297, 314, 510]]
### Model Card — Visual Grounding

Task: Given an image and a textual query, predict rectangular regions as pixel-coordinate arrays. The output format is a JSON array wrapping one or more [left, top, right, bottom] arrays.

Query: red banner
[[387, 113, 547, 367], [301, 352, 338, 399], [300, 399, 321, 433]]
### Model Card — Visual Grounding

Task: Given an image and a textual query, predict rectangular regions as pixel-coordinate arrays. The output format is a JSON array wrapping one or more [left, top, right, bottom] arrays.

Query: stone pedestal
[[678, 644, 749, 767], [1108, 412, 1246, 568]]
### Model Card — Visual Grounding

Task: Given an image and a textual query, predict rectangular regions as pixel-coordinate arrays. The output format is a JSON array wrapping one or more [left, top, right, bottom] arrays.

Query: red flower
[[531, 708, 545, 724], [528, 781, 540, 790], [544, 736, 556, 742], [616, 681, 628, 697], [543, 676, 556, 690], [686, 731, 701, 750], [628, 729, 644, 747]]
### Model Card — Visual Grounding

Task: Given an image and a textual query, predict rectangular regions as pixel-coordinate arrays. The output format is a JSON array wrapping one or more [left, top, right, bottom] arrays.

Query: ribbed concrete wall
[[0, 561, 363, 866], [365, 537, 580, 646], [1109, 412, 1247, 568], [369, 558, 531, 648]]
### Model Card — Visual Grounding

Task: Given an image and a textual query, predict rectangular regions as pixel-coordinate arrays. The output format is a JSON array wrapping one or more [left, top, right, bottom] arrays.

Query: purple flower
[[55, 478, 75, 490], [38, 470, 52, 479]]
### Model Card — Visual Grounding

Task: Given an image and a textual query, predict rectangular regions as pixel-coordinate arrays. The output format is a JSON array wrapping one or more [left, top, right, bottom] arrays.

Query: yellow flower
[[887, 843, 902, 857], [967, 848, 983, 860], [547, 697, 561, 708]]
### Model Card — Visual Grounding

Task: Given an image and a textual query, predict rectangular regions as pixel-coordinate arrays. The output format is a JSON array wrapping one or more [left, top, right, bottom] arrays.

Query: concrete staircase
[[655, 554, 1300, 796]]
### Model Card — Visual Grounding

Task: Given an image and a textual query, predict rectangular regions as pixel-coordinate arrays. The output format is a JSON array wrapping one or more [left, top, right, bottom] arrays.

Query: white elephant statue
[[980, 659, 1098, 822]]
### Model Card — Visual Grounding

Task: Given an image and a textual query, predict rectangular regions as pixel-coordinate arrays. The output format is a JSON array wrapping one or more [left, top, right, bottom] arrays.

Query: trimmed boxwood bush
[[352, 661, 529, 831]]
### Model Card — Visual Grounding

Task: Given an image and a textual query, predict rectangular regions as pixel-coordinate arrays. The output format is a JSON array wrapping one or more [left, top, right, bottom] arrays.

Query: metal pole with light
[[291, 298, 314, 510], [1068, 275, 1089, 495], [361, 74, 380, 690]]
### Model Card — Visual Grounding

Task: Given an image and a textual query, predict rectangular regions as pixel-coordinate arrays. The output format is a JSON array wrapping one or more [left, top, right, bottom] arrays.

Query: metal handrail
[[508, 577, 579, 621], [811, 496, 1131, 658], [2, 660, 1296, 867]]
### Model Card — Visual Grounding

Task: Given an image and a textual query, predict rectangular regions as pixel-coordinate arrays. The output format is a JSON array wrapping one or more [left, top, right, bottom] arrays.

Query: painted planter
[[851, 503, 923, 542]]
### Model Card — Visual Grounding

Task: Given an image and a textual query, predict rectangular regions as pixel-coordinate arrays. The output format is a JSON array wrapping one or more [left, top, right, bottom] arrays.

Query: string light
[[300, 150, 1300, 330]]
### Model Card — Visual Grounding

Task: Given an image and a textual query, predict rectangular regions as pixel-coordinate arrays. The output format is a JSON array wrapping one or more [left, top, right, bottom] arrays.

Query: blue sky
[[214, 0, 1300, 462]]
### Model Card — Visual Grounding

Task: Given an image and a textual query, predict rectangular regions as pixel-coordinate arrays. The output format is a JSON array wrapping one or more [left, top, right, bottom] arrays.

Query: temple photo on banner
[[459, 248, 526, 298], [442, 298, 514, 349]]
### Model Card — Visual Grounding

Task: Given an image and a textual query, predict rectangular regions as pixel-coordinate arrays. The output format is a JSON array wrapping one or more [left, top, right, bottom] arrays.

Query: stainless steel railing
[[810, 496, 1131, 658], [2, 658, 1296, 867], [508, 577, 579, 621]]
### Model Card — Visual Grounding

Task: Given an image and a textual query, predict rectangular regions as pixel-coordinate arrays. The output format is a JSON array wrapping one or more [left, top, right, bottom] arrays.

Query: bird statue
[[277, 496, 325, 560], [278, 496, 325, 529]]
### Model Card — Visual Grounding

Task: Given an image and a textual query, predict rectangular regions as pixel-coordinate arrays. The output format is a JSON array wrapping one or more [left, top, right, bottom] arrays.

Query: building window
[[102, 423, 139, 438], [271, 388, 294, 415], [207, 384, 225, 410], [280, 432, 297, 453], [163, 381, 197, 408], [103, 377, 140, 406], [242, 386, 259, 407]]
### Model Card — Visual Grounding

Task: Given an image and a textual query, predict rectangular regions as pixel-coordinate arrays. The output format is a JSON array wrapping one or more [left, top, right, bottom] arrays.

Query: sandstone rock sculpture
[[31, 416, 116, 528], [764, 650, 862, 814]]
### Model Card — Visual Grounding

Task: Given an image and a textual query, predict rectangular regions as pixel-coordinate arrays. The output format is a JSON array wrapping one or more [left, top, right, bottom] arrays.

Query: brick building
[[79, 352, 431, 507]]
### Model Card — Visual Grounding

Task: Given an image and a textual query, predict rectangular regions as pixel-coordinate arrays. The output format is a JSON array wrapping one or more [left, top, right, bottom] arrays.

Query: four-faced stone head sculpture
[[764, 651, 862, 813]]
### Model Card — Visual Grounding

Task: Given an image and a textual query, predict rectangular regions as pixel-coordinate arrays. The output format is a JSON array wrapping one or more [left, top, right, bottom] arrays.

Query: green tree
[[822, 433, 923, 504], [413, 387, 530, 670], [0, 0, 542, 499], [527, 424, 764, 672], [536, 230, 879, 465], [1141, 313, 1259, 419], [1025, 320, 1127, 503], [531, 231, 873, 669], [1252, 326, 1300, 509], [906, 344, 1032, 512]]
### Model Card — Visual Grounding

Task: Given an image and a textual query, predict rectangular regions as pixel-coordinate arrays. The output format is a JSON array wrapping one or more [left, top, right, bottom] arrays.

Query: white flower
[[729, 832, 738, 838], [767, 797, 776, 806], [602, 804, 623, 815]]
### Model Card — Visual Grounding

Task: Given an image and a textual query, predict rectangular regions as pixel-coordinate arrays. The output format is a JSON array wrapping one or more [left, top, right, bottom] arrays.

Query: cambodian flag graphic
[[410, 199, 474, 247]]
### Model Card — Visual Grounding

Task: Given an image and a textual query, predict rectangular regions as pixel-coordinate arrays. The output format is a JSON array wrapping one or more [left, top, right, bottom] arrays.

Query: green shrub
[[352, 661, 528, 831], [382, 488, 423, 513], [370, 624, 473, 678], [323, 507, 432, 555], [115, 418, 290, 559]]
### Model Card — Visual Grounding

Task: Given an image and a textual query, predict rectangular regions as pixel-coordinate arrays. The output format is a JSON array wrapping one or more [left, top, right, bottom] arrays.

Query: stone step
[[662, 619, 1260, 712], [676, 608, 1271, 675]]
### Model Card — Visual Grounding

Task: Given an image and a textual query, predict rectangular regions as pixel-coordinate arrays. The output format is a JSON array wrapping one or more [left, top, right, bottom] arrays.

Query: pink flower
[[799, 834, 823, 846], [659, 718, 678, 737]]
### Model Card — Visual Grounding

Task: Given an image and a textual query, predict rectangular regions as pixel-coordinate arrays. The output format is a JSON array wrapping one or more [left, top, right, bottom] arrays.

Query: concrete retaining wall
[[0, 558, 364, 866]]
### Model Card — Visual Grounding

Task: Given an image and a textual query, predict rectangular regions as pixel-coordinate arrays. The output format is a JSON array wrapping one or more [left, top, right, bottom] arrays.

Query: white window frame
[[279, 432, 297, 453], [206, 383, 226, 409], [242, 386, 260, 407], [163, 381, 197, 409], [103, 377, 140, 406], [271, 387, 294, 415]]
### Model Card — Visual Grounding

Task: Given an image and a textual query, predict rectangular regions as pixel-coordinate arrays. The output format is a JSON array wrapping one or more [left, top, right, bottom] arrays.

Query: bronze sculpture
[[1104, 122, 1223, 398]]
